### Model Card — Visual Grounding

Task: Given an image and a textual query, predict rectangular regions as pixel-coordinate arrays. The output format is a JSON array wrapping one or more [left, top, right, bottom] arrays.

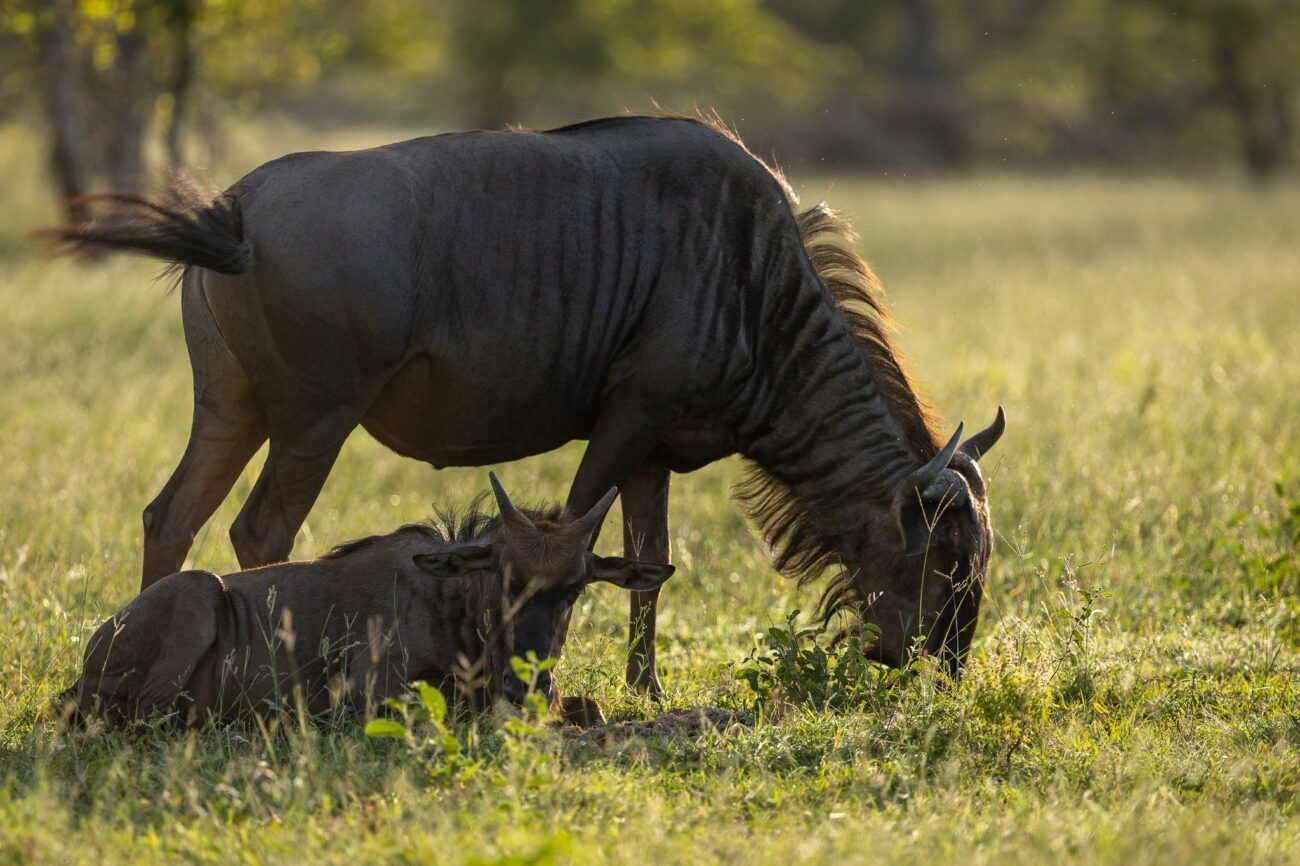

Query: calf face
[[413, 473, 674, 703]]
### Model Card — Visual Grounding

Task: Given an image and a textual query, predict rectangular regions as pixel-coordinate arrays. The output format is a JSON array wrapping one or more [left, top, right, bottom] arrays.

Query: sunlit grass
[[0, 117, 1297, 864]]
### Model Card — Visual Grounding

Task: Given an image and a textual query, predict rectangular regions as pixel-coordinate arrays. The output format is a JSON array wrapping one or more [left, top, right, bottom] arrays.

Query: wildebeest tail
[[37, 186, 251, 276]]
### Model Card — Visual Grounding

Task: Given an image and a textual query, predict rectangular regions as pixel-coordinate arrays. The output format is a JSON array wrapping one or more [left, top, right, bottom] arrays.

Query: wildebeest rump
[[58, 475, 674, 729], [47, 114, 1005, 687]]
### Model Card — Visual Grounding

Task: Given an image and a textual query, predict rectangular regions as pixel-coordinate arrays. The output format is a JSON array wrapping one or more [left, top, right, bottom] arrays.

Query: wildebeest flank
[[58, 475, 674, 730], [47, 114, 1004, 688]]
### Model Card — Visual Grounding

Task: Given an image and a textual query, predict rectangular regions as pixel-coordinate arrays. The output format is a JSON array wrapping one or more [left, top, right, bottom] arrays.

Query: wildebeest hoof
[[627, 671, 665, 702]]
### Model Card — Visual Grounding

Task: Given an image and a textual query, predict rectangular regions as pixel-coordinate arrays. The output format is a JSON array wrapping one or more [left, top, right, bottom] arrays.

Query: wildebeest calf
[[59, 474, 674, 731]]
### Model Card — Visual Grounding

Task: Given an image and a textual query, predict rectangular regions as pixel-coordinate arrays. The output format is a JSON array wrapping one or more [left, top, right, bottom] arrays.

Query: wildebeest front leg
[[564, 404, 673, 693], [229, 408, 357, 568], [620, 462, 670, 697]]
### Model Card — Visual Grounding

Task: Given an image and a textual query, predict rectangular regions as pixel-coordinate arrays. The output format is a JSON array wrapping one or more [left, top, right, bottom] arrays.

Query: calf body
[[62, 532, 493, 728], [61, 477, 673, 730]]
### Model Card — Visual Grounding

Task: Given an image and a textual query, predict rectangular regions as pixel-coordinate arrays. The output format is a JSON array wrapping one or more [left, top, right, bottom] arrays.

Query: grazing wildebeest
[[58, 475, 674, 730], [47, 114, 1005, 688]]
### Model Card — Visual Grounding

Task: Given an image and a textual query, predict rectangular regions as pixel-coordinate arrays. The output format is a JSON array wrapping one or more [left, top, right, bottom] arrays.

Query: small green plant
[[734, 610, 894, 712], [1221, 477, 1300, 597], [364, 655, 559, 787], [498, 653, 559, 778], [1047, 568, 1111, 700], [364, 681, 482, 784], [505, 652, 559, 730]]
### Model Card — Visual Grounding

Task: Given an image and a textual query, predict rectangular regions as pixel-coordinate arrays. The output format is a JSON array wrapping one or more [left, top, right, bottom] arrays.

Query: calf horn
[[489, 472, 534, 530], [905, 422, 964, 493], [579, 485, 620, 531], [959, 406, 1006, 460]]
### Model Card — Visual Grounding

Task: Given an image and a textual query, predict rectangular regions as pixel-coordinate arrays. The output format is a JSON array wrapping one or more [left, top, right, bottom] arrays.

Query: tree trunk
[[99, 27, 153, 193], [165, 0, 198, 167], [1213, 30, 1292, 181], [33, 1, 92, 222], [466, 66, 519, 131], [891, 0, 972, 167]]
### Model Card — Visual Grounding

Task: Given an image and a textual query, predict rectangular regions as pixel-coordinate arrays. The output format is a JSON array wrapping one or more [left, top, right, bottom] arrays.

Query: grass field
[[1, 118, 1298, 864]]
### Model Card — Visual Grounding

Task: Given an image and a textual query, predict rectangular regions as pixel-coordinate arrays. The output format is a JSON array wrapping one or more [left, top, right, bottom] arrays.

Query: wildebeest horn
[[578, 485, 620, 531], [906, 422, 964, 492], [960, 405, 1006, 461], [489, 472, 534, 530]]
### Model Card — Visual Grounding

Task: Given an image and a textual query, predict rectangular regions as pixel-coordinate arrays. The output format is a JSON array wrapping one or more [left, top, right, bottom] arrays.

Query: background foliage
[[1, 0, 1298, 216]]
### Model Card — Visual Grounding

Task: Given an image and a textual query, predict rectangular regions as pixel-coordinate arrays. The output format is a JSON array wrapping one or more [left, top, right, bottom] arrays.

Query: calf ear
[[413, 545, 494, 578], [589, 556, 675, 591]]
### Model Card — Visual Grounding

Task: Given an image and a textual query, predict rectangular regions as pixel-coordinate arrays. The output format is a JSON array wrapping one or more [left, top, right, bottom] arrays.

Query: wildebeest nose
[[503, 670, 553, 705]]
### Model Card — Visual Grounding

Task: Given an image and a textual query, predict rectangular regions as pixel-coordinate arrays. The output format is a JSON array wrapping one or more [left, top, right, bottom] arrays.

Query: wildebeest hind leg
[[620, 462, 671, 698], [141, 382, 267, 591], [229, 407, 358, 568]]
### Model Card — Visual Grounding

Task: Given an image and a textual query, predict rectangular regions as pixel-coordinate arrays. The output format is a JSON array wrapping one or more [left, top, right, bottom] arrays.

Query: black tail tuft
[[35, 186, 251, 276]]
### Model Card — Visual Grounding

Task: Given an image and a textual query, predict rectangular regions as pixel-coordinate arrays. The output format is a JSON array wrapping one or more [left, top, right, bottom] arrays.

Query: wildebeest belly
[[361, 351, 597, 466], [654, 419, 738, 472]]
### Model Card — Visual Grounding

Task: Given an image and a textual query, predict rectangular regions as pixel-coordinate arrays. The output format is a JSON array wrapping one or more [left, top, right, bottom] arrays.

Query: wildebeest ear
[[895, 469, 972, 557], [895, 498, 934, 557], [589, 556, 675, 591], [413, 545, 495, 578]]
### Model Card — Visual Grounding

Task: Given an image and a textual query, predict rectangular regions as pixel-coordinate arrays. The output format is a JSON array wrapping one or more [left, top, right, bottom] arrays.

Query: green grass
[[1, 116, 1298, 864]]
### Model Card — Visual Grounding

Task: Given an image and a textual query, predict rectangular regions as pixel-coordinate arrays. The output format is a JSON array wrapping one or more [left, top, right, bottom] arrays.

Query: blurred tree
[[765, 0, 1063, 167], [1, 0, 1296, 200], [5, 0, 198, 215], [1, 0, 432, 217], [442, 0, 828, 130], [447, 0, 609, 130], [1140, 0, 1297, 178]]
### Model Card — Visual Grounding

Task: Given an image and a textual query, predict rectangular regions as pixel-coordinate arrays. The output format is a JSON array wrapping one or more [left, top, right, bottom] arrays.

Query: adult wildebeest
[[47, 114, 1005, 689], [58, 474, 674, 730]]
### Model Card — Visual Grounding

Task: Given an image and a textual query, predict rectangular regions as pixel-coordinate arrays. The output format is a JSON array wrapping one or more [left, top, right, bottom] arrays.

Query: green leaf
[[364, 719, 408, 739], [415, 681, 447, 723]]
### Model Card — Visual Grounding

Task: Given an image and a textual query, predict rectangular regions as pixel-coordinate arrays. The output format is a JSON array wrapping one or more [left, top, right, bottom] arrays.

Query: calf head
[[413, 473, 674, 704]]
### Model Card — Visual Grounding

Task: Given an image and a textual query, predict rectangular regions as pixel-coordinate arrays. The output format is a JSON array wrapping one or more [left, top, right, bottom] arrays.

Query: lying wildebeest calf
[[58, 474, 674, 731]]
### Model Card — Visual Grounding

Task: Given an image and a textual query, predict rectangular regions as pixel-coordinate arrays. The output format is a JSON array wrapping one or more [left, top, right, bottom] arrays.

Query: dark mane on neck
[[797, 202, 939, 455], [319, 496, 566, 561], [736, 203, 941, 623]]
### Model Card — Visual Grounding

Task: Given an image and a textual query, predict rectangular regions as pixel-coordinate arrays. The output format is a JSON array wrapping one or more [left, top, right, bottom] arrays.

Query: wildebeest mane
[[320, 495, 567, 561], [796, 203, 938, 455], [736, 202, 941, 626]]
